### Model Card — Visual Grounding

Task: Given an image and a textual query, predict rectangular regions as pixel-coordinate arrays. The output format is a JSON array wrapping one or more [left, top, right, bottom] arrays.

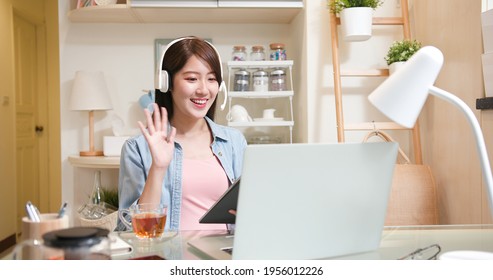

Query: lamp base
[[79, 150, 104, 157]]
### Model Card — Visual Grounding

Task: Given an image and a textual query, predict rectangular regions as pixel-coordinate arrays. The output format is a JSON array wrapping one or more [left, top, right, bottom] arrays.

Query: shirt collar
[[205, 116, 228, 142]]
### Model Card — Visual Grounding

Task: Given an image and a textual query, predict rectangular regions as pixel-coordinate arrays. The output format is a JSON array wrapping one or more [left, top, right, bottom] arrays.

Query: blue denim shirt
[[117, 117, 247, 231]]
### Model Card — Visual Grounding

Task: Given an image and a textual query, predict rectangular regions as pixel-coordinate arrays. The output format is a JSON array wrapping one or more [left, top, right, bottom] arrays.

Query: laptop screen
[[231, 142, 398, 259]]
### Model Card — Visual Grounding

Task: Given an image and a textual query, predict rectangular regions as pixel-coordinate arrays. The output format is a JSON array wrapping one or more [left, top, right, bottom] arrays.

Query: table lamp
[[70, 71, 113, 156], [368, 46, 493, 216]]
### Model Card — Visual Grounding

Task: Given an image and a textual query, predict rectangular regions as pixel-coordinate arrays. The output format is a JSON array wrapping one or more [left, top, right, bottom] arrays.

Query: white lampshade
[[70, 71, 113, 111], [368, 46, 444, 128]]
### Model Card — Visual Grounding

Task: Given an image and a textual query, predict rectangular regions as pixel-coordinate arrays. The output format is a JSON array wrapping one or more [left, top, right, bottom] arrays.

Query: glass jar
[[269, 43, 287, 61], [250, 45, 266, 61], [233, 69, 250, 91], [253, 69, 269, 92], [269, 68, 286, 91], [13, 227, 111, 260], [232, 45, 247, 61]]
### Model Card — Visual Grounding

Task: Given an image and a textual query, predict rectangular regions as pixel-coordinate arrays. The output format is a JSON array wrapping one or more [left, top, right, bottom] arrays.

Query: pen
[[26, 201, 40, 222], [58, 201, 68, 218]]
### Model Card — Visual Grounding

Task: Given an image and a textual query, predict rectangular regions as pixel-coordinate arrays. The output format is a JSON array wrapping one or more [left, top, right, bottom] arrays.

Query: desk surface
[[113, 224, 493, 260]]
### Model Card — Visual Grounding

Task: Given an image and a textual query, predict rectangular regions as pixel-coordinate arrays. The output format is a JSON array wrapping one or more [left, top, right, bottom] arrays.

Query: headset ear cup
[[219, 81, 228, 110], [160, 70, 169, 92]]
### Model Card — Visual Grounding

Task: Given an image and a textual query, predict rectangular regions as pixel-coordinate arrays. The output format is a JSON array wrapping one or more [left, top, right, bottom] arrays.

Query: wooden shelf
[[68, 155, 120, 169], [68, 4, 302, 24], [341, 69, 389, 77], [229, 91, 294, 98], [335, 17, 405, 26], [228, 121, 294, 127]]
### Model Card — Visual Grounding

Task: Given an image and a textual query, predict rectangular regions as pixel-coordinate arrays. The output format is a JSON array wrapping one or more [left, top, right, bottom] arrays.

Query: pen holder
[[21, 213, 69, 241]]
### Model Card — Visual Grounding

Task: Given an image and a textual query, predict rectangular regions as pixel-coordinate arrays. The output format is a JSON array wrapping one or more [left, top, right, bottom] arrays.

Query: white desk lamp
[[70, 71, 113, 156], [368, 45, 493, 217]]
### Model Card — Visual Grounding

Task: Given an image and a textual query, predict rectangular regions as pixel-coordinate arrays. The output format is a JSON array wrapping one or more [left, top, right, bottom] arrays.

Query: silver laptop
[[188, 142, 398, 260]]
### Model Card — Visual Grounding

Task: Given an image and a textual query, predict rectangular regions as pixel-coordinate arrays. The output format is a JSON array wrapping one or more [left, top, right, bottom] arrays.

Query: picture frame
[[77, 0, 96, 8], [154, 38, 213, 71]]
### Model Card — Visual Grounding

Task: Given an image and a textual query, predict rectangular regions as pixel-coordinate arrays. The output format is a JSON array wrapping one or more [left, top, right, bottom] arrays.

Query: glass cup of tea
[[118, 203, 167, 240]]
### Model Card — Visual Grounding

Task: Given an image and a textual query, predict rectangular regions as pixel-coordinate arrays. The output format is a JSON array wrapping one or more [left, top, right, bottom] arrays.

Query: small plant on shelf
[[101, 187, 119, 209], [385, 39, 422, 66], [328, 0, 383, 14]]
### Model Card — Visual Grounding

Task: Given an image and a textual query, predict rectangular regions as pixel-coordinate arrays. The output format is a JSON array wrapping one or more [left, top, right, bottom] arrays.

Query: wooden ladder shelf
[[329, 0, 422, 164]]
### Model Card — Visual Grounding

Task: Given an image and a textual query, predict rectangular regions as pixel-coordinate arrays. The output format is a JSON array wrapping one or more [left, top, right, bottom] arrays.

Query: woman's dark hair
[[155, 36, 222, 121]]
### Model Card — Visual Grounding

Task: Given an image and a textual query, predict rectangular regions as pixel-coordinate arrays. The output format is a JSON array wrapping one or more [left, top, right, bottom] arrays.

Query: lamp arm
[[429, 86, 493, 212]]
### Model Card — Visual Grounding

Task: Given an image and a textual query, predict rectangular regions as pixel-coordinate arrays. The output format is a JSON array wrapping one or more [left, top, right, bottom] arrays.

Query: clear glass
[[233, 69, 250, 91], [232, 45, 247, 61], [250, 46, 265, 61], [269, 68, 286, 91], [269, 43, 287, 61], [253, 69, 269, 92], [90, 170, 104, 205]]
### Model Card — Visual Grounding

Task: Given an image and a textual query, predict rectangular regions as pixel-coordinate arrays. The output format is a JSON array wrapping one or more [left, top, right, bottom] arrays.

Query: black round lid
[[42, 227, 109, 248]]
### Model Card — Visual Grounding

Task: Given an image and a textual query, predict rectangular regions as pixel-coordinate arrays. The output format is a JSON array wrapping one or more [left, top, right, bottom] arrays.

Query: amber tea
[[131, 212, 166, 239], [118, 203, 168, 239]]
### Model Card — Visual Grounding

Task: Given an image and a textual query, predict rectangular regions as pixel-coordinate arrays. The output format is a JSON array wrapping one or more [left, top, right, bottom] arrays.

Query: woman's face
[[171, 55, 219, 120]]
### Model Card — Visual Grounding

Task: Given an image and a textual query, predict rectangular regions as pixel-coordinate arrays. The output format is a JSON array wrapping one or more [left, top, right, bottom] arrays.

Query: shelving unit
[[329, 0, 423, 164], [67, 2, 302, 23], [226, 60, 294, 143], [68, 155, 120, 169]]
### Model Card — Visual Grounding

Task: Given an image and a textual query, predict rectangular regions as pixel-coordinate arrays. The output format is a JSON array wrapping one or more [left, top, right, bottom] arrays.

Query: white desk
[[112, 224, 493, 260]]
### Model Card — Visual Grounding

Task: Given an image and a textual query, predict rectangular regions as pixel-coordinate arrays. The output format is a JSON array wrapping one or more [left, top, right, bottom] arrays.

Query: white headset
[[154, 37, 228, 110]]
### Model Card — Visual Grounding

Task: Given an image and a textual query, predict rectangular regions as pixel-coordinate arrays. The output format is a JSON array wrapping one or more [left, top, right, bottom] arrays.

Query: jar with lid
[[250, 45, 266, 61], [233, 69, 250, 91], [13, 227, 111, 260], [269, 68, 286, 91], [269, 43, 287, 61], [232, 45, 247, 61], [253, 69, 269, 92]]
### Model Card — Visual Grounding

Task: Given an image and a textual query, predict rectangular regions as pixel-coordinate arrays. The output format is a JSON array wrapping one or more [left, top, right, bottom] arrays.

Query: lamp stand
[[80, 110, 104, 157], [429, 86, 493, 214]]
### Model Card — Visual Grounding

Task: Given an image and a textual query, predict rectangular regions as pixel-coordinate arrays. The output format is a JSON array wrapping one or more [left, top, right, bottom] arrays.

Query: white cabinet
[[68, 1, 302, 23], [129, 0, 303, 8], [226, 60, 294, 143]]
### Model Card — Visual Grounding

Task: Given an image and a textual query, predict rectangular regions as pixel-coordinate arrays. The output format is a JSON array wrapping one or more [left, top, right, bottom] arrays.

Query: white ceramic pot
[[340, 7, 374, 42], [389, 61, 406, 75]]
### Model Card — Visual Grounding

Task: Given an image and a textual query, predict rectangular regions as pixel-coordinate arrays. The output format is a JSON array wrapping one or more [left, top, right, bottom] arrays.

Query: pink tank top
[[180, 156, 229, 231]]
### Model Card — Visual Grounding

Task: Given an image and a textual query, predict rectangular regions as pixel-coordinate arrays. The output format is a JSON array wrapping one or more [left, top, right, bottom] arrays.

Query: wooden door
[[13, 12, 49, 239]]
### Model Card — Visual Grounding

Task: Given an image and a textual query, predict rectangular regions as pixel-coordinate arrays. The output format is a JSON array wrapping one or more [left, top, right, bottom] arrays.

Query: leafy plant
[[101, 187, 119, 209], [328, 0, 384, 14], [384, 39, 422, 65]]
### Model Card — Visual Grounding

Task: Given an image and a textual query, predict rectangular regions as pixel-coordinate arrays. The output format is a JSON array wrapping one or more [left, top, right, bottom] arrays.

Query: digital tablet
[[199, 178, 240, 224]]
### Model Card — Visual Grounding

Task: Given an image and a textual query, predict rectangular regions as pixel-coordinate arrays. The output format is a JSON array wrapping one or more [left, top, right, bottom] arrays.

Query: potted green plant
[[385, 39, 422, 74], [328, 0, 384, 41]]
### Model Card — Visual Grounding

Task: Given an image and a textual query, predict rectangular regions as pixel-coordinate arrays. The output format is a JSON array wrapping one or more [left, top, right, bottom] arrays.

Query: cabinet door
[[218, 0, 303, 8], [130, 0, 217, 7]]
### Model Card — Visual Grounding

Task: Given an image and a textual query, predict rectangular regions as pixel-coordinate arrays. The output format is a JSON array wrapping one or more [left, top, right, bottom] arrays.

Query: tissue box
[[103, 136, 130, 157], [483, 9, 493, 53], [484, 53, 493, 97]]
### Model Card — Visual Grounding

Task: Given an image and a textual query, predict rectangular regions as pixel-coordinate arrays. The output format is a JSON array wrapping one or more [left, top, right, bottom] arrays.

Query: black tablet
[[199, 178, 240, 224]]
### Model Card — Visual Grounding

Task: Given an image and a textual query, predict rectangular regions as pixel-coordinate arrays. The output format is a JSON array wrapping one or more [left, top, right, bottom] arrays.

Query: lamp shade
[[70, 71, 113, 111], [368, 46, 444, 128]]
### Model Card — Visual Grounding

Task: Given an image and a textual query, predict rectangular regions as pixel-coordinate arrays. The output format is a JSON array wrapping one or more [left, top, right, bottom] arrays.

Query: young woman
[[118, 37, 246, 231]]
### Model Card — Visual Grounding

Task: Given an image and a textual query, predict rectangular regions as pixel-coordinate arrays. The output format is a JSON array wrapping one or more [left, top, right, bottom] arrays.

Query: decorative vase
[[389, 61, 406, 75], [339, 7, 374, 42]]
